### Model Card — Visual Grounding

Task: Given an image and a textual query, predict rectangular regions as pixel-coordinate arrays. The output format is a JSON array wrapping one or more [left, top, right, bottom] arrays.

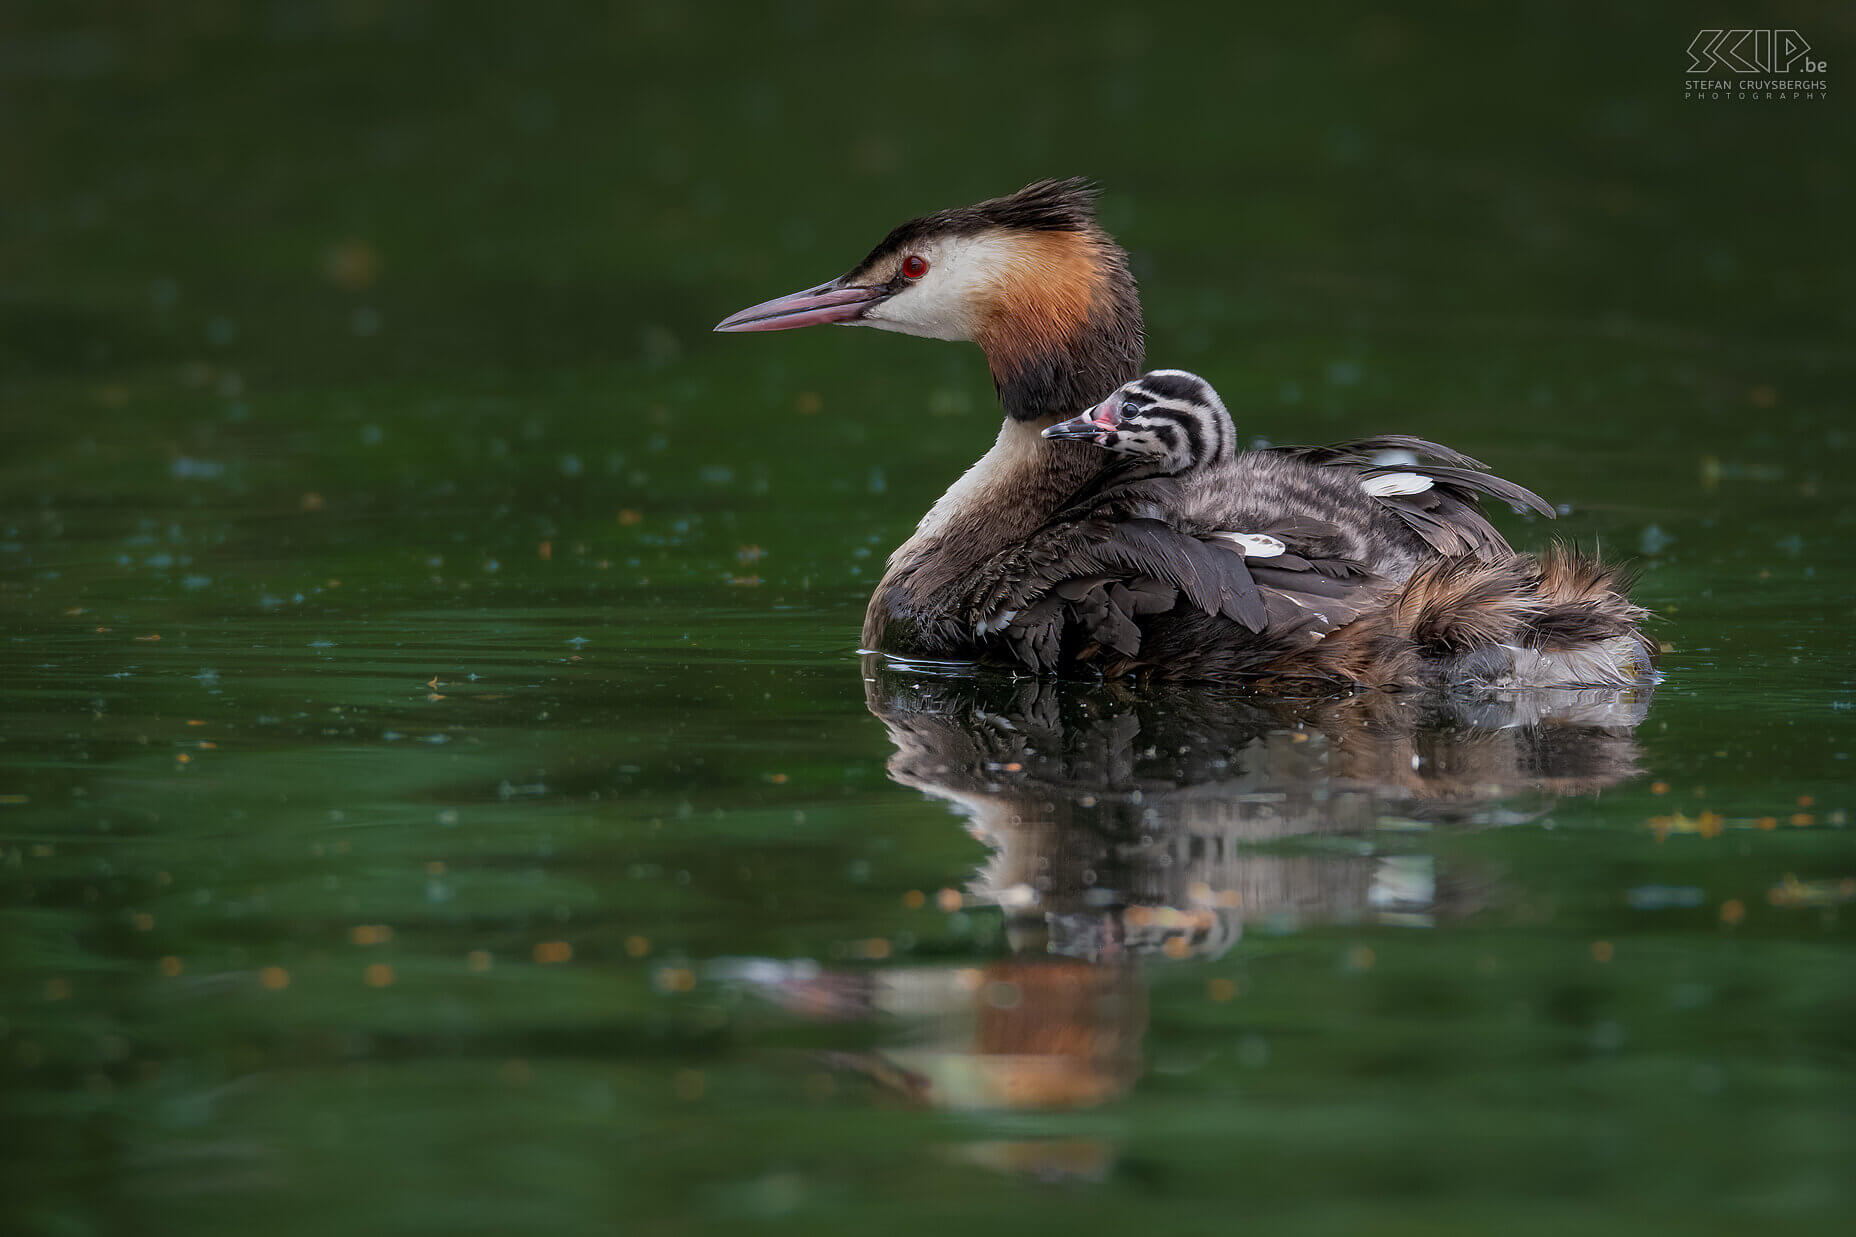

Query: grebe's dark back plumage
[[714, 181, 1654, 688], [983, 371, 1653, 686]]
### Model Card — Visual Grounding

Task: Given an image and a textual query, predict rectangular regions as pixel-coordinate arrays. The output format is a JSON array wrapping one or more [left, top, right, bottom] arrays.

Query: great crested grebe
[[715, 179, 1652, 687]]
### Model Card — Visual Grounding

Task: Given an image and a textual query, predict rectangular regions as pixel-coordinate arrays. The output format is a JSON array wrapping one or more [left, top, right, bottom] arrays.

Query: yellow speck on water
[[1591, 940, 1615, 963], [350, 924, 393, 946], [466, 950, 493, 972], [159, 956, 183, 977], [259, 966, 290, 990], [624, 935, 650, 958], [902, 889, 925, 909], [656, 967, 696, 993], [1719, 899, 1745, 926], [175, 753, 191, 765], [1651, 781, 1669, 795], [45, 978, 70, 1001], [323, 239, 380, 290], [1798, 794, 1815, 807], [1347, 945, 1376, 971], [1790, 812, 1816, 827], [1648, 811, 1723, 841], [674, 1069, 705, 1100], [1002, 761, 1022, 772], [537, 539, 552, 560], [617, 508, 643, 526], [132, 913, 154, 931], [854, 938, 891, 960], [767, 772, 788, 784], [134, 633, 161, 642], [936, 888, 963, 913], [425, 861, 445, 875], [364, 964, 394, 988], [0, 794, 28, 805], [31, 844, 55, 858], [1767, 873, 1856, 909], [533, 941, 573, 964], [300, 491, 324, 512], [794, 391, 822, 416], [1207, 978, 1238, 1002]]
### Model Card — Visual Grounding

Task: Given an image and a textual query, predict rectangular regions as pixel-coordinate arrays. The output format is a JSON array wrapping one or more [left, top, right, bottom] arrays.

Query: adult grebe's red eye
[[901, 255, 928, 279]]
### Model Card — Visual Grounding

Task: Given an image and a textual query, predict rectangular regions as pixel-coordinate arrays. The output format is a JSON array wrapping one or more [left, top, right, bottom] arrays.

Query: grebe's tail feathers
[[1262, 544, 1654, 690]]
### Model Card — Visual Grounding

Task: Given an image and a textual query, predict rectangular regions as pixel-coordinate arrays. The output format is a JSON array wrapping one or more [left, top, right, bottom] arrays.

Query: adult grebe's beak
[[1041, 391, 1123, 441], [713, 277, 888, 332]]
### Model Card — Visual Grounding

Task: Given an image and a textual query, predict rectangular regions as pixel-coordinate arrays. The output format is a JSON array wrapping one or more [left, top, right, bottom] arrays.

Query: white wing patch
[[1213, 532, 1286, 558], [976, 608, 1017, 636], [1362, 471, 1434, 498]]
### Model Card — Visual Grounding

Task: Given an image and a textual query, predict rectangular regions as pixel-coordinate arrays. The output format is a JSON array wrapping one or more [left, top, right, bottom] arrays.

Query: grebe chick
[[1041, 368, 1235, 479]]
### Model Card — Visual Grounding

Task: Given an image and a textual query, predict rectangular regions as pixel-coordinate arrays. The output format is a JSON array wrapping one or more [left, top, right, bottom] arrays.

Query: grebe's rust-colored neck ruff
[[978, 228, 1145, 422]]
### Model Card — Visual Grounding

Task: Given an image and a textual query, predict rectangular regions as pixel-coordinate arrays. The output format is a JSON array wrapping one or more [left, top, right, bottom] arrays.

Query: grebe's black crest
[[849, 178, 1103, 273]]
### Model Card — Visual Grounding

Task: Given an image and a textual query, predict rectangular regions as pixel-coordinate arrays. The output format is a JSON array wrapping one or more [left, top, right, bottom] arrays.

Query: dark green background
[[2, 3, 1852, 1234]]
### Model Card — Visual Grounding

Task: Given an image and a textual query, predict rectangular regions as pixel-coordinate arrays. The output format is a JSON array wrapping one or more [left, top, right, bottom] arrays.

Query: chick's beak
[[713, 277, 887, 332], [1041, 392, 1123, 442]]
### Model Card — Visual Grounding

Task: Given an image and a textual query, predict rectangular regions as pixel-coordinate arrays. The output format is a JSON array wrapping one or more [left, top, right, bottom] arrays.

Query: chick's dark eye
[[901, 255, 929, 280]]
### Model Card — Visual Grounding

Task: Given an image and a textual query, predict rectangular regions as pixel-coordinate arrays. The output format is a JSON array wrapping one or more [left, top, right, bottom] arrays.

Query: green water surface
[[3, 4, 1853, 1235]]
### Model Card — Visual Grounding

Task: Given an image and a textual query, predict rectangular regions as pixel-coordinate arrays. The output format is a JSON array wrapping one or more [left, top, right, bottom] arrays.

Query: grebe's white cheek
[[856, 233, 1019, 343]]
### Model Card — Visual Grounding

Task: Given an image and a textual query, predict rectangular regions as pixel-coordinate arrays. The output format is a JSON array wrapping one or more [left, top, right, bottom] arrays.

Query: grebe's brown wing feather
[[972, 514, 1386, 674], [1268, 435, 1556, 561], [1266, 434, 1488, 470], [1373, 464, 1557, 519], [1372, 485, 1507, 558]]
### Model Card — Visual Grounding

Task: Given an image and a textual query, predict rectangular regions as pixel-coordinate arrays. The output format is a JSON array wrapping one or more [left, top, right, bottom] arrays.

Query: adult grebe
[[715, 180, 1651, 687]]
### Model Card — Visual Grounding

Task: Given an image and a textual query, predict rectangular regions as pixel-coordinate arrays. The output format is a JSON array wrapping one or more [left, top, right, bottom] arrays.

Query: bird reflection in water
[[732, 656, 1653, 1169]]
